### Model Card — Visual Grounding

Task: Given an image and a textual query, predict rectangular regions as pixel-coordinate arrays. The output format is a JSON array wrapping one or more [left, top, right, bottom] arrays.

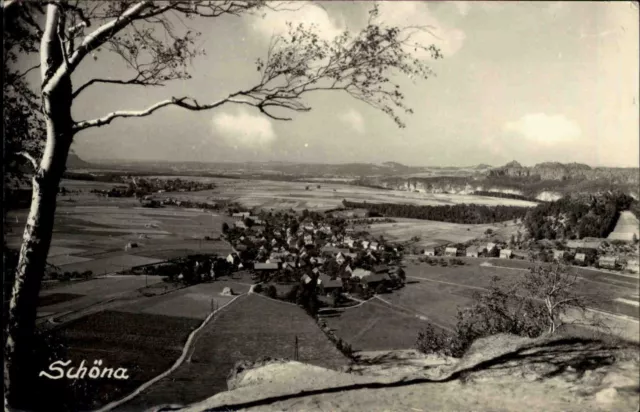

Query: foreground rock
[[155, 334, 639, 412]]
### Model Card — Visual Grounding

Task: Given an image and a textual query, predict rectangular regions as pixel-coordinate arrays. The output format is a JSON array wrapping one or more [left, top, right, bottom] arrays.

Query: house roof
[[575, 253, 586, 260], [319, 274, 342, 288], [599, 256, 617, 262], [351, 268, 372, 279], [445, 247, 458, 253], [254, 262, 279, 270], [372, 265, 389, 273], [566, 239, 602, 250], [500, 249, 513, 254], [361, 273, 390, 284]]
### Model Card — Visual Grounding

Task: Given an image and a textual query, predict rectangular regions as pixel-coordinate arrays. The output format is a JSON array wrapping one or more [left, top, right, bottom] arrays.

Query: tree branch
[[18, 151, 39, 171], [72, 94, 254, 131], [16, 64, 41, 79], [72, 77, 163, 99]]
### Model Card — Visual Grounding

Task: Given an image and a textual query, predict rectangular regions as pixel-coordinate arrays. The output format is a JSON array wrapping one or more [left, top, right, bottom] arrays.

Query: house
[[574, 253, 586, 263], [598, 256, 618, 269], [234, 221, 247, 229], [252, 225, 266, 234], [321, 245, 341, 255], [345, 228, 355, 234], [254, 262, 279, 271], [271, 239, 278, 246], [336, 252, 346, 266], [318, 274, 342, 294], [283, 262, 295, 272], [444, 247, 458, 257], [361, 240, 371, 249], [566, 239, 602, 251], [552, 250, 566, 261], [360, 272, 390, 289], [351, 268, 372, 280], [266, 258, 282, 267], [226, 253, 240, 265], [301, 273, 313, 284], [312, 267, 321, 276], [500, 249, 513, 259], [369, 242, 379, 251], [235, 244, 247, 252], [344, 237, 355, 247], [466, 246, 481, 258], [372, 265, 389, 274], [344, 265, 353, 275], [423, 248, 435, 257], [232, 212, 250, 219]]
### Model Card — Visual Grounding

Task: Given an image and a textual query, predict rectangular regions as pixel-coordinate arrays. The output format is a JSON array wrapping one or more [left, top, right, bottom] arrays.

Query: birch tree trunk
[[4, 6, 74, 407]]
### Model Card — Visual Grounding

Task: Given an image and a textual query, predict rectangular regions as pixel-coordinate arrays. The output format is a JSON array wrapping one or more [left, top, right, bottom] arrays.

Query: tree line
[[342, 200, 529, 224], [524, 191, 634, 240]]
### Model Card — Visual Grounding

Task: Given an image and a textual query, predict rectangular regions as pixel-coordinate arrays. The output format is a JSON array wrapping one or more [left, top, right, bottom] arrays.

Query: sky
[[20, 1, 640, 167]]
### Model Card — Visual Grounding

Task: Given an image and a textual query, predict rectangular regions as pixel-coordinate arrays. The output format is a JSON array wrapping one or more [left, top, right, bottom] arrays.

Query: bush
[[265, 284, 277, 299], [416, 323, 458, 357], [253, 284, 263, 294]]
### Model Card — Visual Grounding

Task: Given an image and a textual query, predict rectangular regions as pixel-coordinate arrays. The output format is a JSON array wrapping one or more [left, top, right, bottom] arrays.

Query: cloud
[[503, 113, 582, 144], [212, 109, 276, 147], [375, 2, 466, 58], [251, 2, 344, 42], [451, 1, 471, 16], [340, 109, 365, 134]]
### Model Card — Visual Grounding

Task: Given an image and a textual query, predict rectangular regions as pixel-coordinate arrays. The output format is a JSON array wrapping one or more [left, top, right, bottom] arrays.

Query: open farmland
[[361, 218, 523, 248], [608, 211, 640, 241], [324, 258, 639, 353], [146, 176, 538, 212], [117, 293, 348, 410], [6, 179, 234, 290], [321, 299, 434, 352], [25, 310, 202, 412]]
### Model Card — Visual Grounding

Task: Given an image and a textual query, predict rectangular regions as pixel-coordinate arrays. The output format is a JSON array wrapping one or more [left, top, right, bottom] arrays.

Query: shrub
[[265, 284, 277, 299], [253, 284, 264, 294]]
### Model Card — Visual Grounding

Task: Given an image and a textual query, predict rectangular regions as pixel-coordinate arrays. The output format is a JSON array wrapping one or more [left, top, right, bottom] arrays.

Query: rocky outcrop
[[489, 161, 638, 184], [167, 334, 640, 412]]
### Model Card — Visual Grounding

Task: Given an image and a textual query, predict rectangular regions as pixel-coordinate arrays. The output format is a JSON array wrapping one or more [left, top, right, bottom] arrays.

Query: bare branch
[[16, 64, 41, 79], [18, 151, 38, 171], [72, 77, 163, 99], [72, 94, 255, 131]]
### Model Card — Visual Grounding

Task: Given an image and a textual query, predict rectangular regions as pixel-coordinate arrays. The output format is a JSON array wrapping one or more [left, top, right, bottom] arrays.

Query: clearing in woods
[[608, 211, 640, 241]]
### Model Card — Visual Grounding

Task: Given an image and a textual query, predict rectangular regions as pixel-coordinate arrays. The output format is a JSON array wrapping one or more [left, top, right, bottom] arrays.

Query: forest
[[524, 191, 635, 240], [473, 190, 539, 202], [341, 200, 529, 224]]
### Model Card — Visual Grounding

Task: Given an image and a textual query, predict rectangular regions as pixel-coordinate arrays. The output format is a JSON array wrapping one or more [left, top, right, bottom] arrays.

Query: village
[[223, 210, 406, 304]]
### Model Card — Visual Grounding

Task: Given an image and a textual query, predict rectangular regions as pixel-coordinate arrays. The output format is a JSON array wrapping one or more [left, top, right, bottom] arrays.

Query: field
[[23, 310, 202, 412], [6, 179, 234, 286], [321, 299, 434, 352], [117, 293, 348, 410], [147, 176, 538, 212], [360, 218, 523, 248], [323, 257, 639, 353], [608, 211, 640, 241]]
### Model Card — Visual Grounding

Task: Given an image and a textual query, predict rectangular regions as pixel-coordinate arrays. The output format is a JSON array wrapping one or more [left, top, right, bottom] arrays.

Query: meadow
[[608, 211, 640, 241], [147, 176, 539, 212], [360, 218, 523, 248], [118, 293, 348, 410]]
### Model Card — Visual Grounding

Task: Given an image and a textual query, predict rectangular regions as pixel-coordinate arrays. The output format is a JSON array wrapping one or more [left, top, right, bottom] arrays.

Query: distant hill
[[66, 153, 92, 169], [489, 161, 638, 184]]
